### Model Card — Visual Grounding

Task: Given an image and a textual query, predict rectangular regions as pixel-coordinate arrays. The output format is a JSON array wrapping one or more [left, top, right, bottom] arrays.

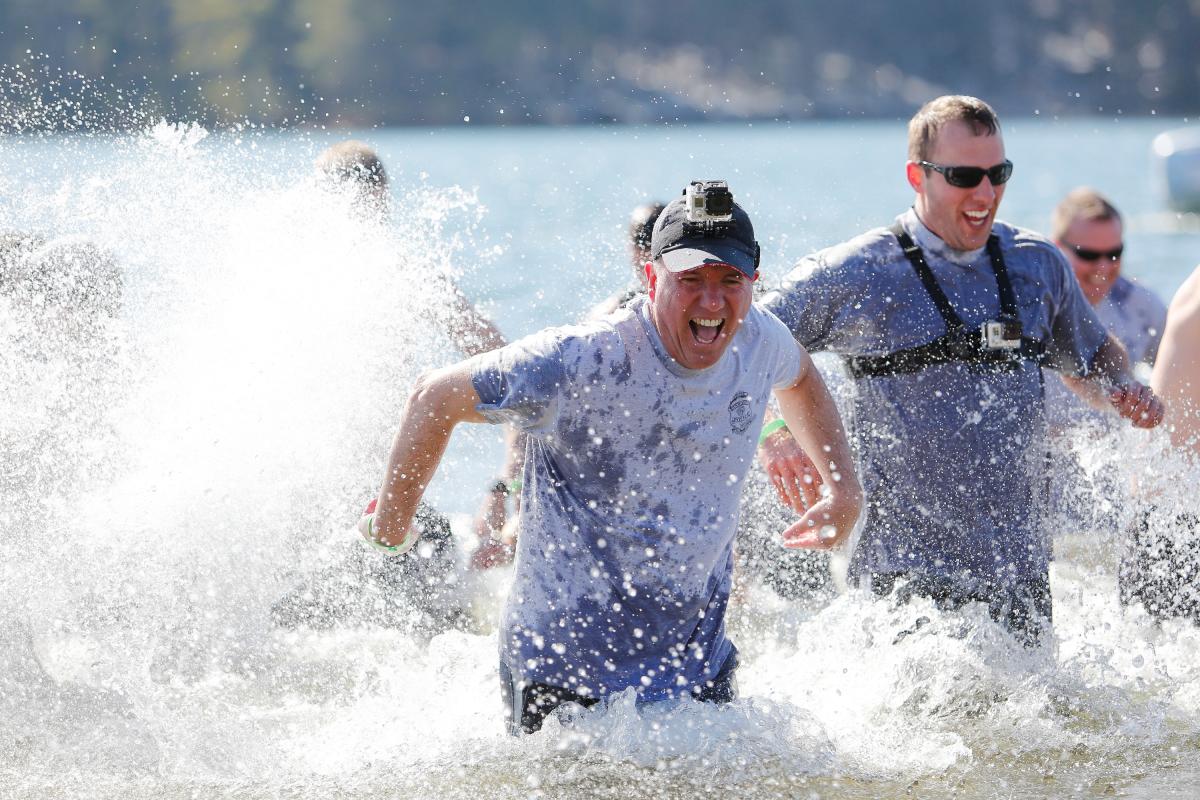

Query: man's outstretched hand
[[758, 429, 824, 513], [780, 486, 862, 551]]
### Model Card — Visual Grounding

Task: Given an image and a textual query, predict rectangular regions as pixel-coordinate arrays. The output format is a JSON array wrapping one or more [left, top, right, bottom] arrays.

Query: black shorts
[[1120, 509, 1200, 623], [869, 571, 1052, 648], [499, 651, 739, 736]]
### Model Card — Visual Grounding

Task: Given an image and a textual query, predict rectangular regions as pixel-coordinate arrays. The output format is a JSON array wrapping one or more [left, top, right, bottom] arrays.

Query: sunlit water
[[3, 114, 1200, 799]]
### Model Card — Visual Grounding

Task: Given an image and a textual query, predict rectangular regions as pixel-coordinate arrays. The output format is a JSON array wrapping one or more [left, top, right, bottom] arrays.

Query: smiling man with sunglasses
[[759, 95, 1163, 647], [1051, 188, 1167, 373]]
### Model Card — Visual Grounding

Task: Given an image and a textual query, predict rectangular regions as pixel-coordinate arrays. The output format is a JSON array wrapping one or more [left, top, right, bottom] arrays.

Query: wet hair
[[907, 95, 1001, 163], [1050, 187, 1122, 241], [315, 140, 389, 192], [629, 202, 666, 253]]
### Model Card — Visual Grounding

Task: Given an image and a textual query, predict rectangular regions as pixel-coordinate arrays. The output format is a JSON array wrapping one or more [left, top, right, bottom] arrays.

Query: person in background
[[361, 182, 861, 734], [759, 95, 1163, 647], [315, 140, 510, 359], [1046, 187, 1168, 429], [272, 143, 527, 633], [1036, 189, 1171, 540], [316, 141, 520, 565], [587, 201, 666, 320], [1120, 263, 1200, 623]]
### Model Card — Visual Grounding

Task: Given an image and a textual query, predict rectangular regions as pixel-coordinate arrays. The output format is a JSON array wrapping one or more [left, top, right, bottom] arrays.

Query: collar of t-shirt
[[902, 207, 988, 267]]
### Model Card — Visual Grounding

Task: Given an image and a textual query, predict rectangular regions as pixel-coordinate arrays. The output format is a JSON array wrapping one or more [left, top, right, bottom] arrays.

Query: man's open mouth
[[963, 209, 990, 228], [689, 317, 724, 344]]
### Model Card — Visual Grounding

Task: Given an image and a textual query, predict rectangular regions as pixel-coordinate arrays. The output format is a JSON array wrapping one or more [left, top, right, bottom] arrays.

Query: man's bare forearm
[[774, 354, 860, 502], [1089, 334, 1134, 387], [1063, 334, 1132, 411], [374, 362, 486, 546]]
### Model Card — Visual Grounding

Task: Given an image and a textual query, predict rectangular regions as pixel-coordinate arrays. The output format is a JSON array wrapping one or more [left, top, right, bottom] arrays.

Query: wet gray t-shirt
[[471, 297, 801, 700], [763, 209, 1108, 586]]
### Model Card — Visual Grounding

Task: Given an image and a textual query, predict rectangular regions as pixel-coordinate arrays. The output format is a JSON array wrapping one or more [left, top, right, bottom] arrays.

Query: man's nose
[[972, 177, 997, 202], [700, 284, 724, 309]]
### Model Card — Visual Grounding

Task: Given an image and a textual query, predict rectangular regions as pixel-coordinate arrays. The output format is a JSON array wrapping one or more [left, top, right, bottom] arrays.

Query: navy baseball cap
[[650, 189, 760, 278]]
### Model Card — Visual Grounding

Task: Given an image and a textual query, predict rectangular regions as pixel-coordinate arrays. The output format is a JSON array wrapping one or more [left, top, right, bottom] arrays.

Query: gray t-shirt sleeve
[[469, 328, 569, 433], [1041, 246, 1110, 377], [759, 306, 806, 389], [763, 251, 850, 352]]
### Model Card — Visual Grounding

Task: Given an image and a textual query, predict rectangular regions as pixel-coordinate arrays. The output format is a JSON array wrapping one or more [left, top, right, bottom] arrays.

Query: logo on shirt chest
[[728, 391, 754, 433]]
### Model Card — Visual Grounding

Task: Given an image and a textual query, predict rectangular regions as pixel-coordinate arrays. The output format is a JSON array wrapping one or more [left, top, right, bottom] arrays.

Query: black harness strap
[[845, 225, 1045, 380], [987, 233, 1020, 320], [891, 224, 965, 334]]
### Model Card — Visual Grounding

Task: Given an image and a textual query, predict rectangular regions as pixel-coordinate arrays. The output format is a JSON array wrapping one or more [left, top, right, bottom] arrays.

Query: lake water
[[2, 118, 1200, 798]]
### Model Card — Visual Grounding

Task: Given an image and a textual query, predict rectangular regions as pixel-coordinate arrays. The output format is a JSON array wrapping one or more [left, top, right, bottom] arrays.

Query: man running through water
[[363, 182, 862, 733], [759, 96, 1163, 646]]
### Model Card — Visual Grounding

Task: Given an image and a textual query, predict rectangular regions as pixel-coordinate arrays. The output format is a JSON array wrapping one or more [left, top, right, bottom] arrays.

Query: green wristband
[[758, 418, 789, 445], [362, 515, 409, 556], [507, 478, 523, 493]]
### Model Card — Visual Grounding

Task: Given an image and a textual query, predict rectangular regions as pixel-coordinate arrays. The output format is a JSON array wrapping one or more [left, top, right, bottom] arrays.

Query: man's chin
[[678, 343, 727, 370]]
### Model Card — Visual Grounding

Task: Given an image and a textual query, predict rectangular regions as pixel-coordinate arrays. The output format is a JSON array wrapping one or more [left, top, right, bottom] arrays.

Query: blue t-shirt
[[763, 209, 1108, 586], [471, 298, 801, 700]]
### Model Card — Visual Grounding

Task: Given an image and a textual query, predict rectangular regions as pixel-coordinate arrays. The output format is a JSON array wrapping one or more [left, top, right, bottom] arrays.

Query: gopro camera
[[980, 318, 1023, 350], [685, 180, 735, 223]]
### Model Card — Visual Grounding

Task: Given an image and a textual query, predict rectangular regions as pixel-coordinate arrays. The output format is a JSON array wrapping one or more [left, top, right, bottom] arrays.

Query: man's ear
[[645, 262, 657, 300], [905, 160, 925, 194]]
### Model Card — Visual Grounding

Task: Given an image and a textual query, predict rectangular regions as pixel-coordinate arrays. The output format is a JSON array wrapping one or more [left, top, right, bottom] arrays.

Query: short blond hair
[[907, 95, 1001, 163], [1050, 187, 1121, 241]]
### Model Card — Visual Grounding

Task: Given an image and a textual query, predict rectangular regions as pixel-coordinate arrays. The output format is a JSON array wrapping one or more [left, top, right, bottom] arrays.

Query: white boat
[[1153, 127, 1200, 213]]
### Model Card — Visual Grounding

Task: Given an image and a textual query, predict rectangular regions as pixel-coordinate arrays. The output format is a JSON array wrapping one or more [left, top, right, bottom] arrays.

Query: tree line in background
[[0, 0, 1197, 130]]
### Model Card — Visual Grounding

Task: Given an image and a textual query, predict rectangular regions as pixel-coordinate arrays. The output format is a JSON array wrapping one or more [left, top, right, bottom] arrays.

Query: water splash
[[4, 122, 1200, 800]]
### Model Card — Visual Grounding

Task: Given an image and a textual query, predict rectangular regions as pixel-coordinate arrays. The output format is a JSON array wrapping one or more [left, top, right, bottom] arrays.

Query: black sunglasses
[[1063, 242, 1124, 262], [918, 159, 1014, 189]]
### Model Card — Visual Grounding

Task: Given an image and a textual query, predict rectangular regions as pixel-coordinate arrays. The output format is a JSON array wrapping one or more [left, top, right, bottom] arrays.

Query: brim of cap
[[659, 241, 756, 277]]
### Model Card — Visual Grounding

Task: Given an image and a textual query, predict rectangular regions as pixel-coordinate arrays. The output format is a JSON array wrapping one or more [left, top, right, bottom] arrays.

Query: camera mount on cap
[[684, 180, 735, 236]]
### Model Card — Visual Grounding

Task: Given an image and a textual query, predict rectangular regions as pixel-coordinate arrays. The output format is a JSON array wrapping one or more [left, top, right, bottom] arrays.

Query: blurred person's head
[[1051, 187, 1124, 306], [628, 202, 665, 287], [315, 140, 389, 218], [906, 95, 1010, 252]]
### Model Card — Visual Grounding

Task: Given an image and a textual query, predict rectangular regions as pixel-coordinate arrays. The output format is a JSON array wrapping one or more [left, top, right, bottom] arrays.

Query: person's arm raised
[[773, 346, 863, 550], [370, 360, 487, 550]]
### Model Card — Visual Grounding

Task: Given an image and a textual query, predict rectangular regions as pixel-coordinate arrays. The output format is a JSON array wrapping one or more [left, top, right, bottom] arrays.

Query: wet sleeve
[[469, 329, 568, 433], [1042, 250, 1110, 377], [759, 306, 805, 389], [760, 253, 840, 352]]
